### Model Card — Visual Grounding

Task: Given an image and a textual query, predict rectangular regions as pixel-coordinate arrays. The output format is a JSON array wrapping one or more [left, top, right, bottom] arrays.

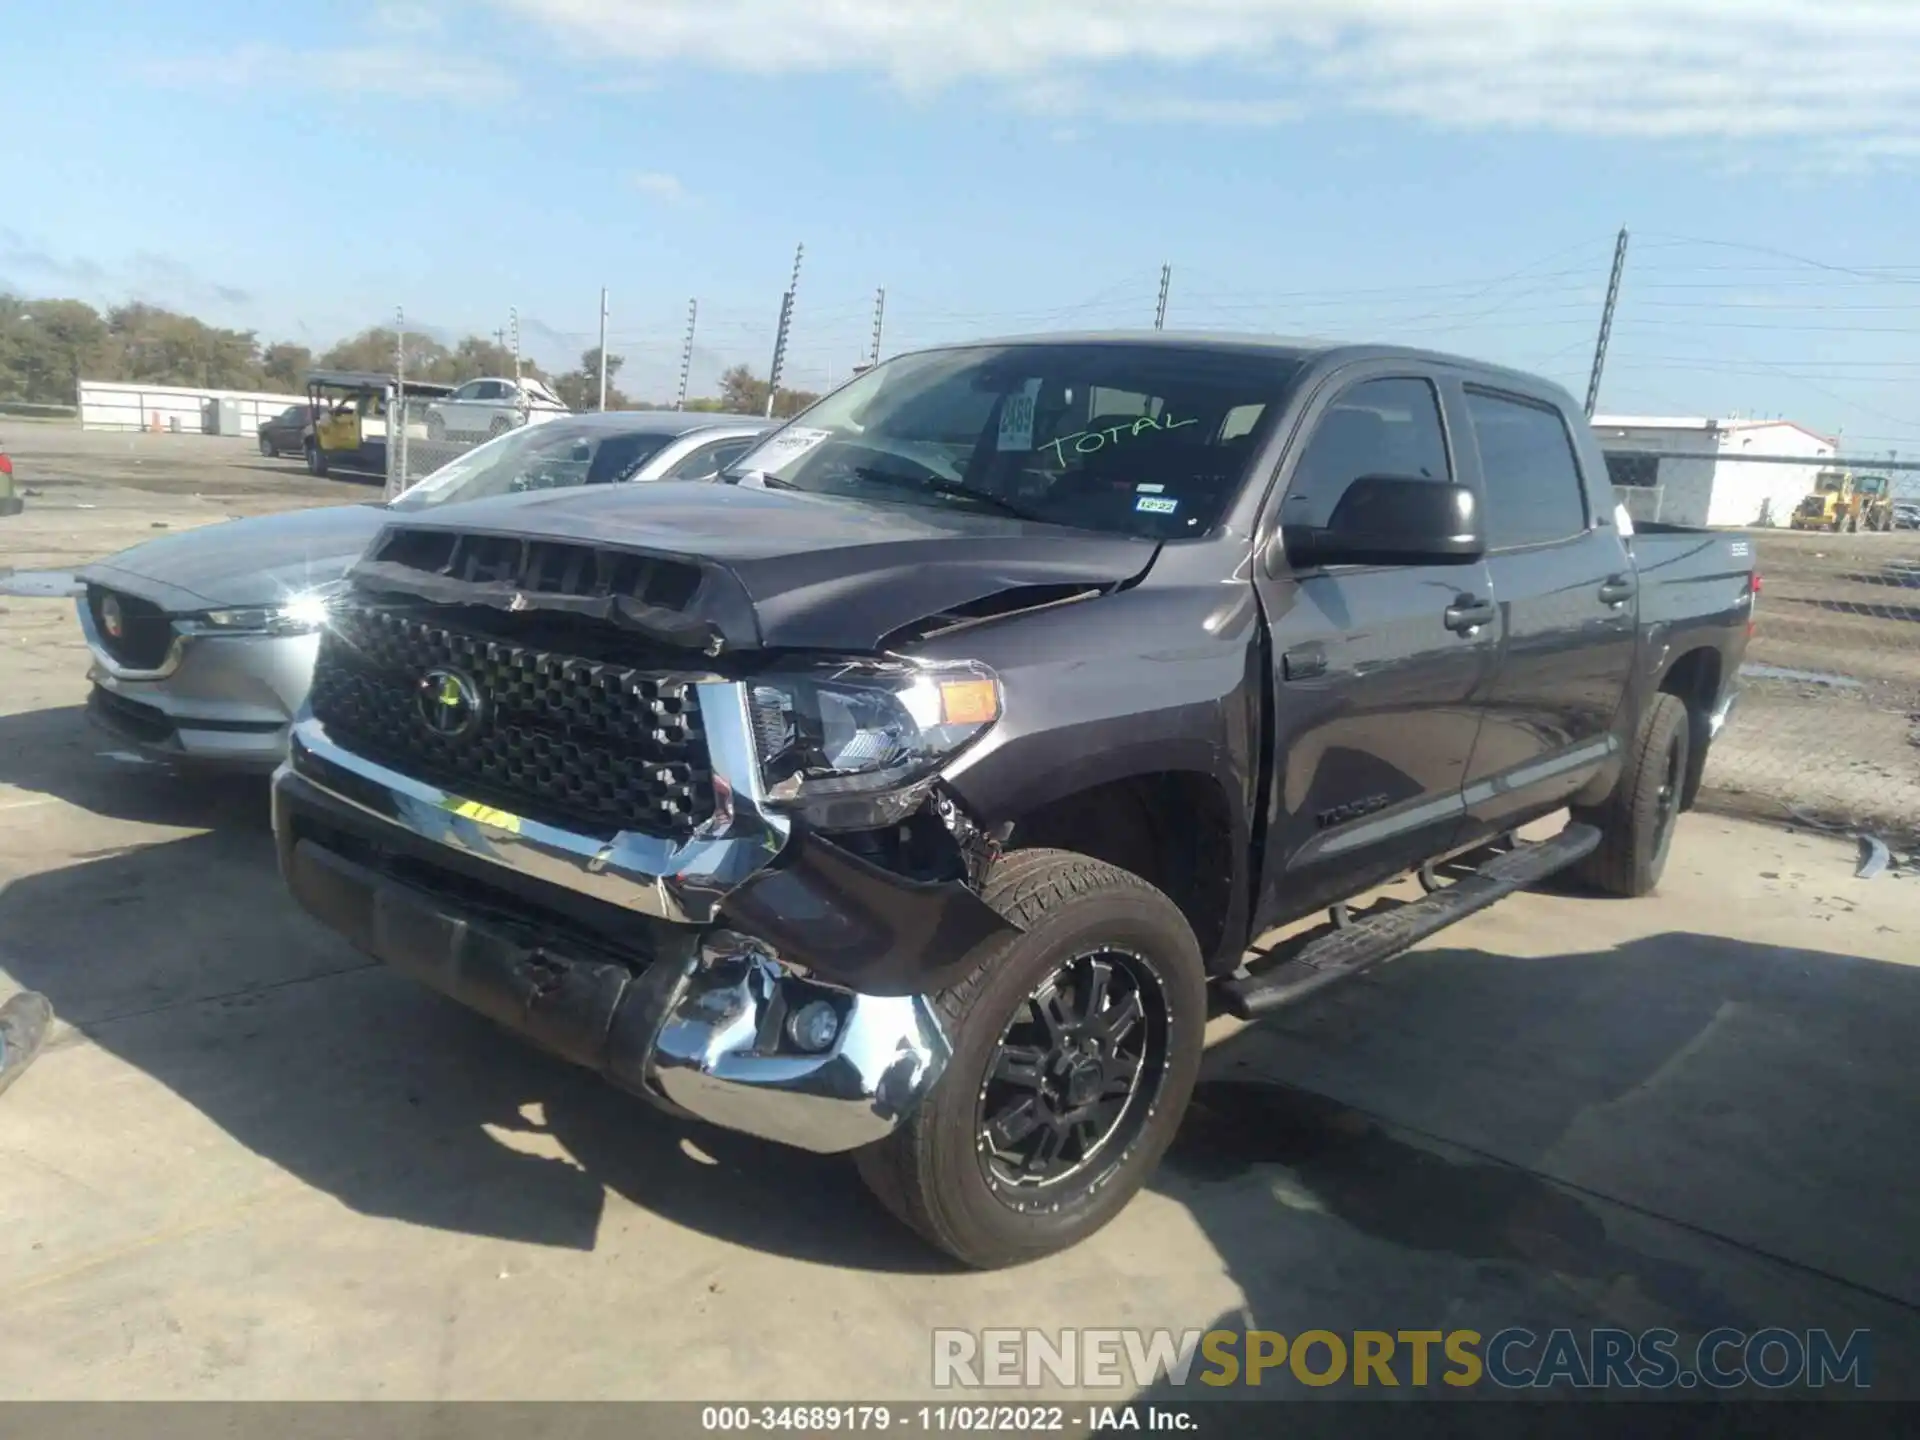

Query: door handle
[[1598, 575, 1637, 607], [1443, 595, 1496, 634]]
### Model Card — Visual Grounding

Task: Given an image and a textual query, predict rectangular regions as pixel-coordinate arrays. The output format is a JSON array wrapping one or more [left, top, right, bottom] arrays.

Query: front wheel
[[259, 434, 275, 457], [855, 849, 1206, 1269], [1570, 692, 1691, 898], [304, 439, 327, 477]]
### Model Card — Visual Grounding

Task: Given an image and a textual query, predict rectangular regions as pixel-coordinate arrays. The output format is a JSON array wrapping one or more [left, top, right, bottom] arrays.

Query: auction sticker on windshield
[[743, 426, 832, 471], [997, 379, 1043, 452]]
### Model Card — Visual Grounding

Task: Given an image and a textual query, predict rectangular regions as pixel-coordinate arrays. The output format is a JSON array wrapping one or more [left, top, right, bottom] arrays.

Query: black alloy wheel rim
[[1653, 731, 1684, 867], [976, 948, 1171, 1208]]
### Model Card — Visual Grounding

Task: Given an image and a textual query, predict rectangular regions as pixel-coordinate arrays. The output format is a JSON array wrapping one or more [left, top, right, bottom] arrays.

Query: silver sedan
[[77, 410, 772, 770]]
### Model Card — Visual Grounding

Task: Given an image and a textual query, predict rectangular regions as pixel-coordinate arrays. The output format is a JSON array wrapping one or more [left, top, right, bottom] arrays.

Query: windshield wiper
[[849, 466, 1047, 523]]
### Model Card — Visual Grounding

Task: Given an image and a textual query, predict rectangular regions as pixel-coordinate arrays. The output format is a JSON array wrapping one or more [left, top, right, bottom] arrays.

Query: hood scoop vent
[[349, 526, 725, 653]]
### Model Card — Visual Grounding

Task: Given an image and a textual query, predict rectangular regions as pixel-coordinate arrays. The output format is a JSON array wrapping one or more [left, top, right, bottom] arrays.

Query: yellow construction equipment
[[1789, 468, 1894, 532], [1854, 474, 1895, 532]]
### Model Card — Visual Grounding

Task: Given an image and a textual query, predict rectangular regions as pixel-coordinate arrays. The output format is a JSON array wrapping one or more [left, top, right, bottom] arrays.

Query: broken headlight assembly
[[747, 661, 1002, 828]]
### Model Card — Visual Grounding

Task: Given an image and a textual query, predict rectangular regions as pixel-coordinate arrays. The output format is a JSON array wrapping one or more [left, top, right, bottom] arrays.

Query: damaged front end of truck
[[271, 509, 1150, 1154]]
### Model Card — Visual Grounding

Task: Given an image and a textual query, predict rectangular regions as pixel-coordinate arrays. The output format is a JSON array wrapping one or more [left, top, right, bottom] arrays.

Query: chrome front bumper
[[284, 682, 787, 926], [275, 689, 971, 1154]]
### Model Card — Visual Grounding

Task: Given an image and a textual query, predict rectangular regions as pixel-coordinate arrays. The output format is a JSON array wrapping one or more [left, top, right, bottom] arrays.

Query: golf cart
[[303, 370, 455, 479]]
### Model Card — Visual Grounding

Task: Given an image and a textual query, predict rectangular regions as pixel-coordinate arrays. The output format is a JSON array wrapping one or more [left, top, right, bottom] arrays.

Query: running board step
[[1219, 823, 1601, 1020]]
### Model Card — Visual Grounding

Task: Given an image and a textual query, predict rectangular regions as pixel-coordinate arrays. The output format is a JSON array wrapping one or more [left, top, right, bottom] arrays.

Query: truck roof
[[911, 329, 1571, 396]]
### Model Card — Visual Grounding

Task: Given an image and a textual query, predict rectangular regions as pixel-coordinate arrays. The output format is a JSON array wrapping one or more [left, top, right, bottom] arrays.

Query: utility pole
[[596, 287, 609, 411], [493, 326, 507, 349], [765, 291, 793, 419], [1584, 227, 1630, 418], [391, 306, 407, 500], [675, 300, 698, 411], [765, 242, 804, 418], [870, 287, 886, 367], [509, 307, 522, 387], [1154, 263, 1172, 330]]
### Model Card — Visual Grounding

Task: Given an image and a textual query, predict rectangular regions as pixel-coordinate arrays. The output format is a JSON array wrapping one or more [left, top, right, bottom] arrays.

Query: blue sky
[[7, 0, 1920, 457]]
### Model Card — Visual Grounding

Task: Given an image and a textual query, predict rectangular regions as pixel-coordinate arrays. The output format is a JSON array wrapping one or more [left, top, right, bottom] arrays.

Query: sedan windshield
[[388, 420, 675, 511], [723, 342, 1302, 539]]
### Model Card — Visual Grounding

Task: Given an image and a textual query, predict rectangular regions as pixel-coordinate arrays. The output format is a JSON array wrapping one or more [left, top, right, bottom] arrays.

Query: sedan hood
[[77, 504, 389, 613], [349, 481, 1160, 653]]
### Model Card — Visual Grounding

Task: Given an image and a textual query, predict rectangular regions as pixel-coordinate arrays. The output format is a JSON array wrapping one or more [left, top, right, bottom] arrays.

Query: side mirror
[[1283, 476, 1484, 569]]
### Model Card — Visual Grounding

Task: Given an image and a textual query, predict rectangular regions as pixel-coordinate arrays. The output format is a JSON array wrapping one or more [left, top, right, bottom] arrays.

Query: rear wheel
[[426, 413, 446, 442], [855, 849, 1205, 1269], [304, 439, 327, 477], [1571, 692, 1690, 897]]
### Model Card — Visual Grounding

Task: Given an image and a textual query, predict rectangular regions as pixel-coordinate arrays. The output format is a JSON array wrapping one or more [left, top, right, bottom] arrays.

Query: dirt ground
[[4, 426, 1920, 1405]]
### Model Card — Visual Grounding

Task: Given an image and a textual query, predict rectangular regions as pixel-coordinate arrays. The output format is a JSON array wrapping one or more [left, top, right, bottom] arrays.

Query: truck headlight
[[747, 661, 1001, 809]]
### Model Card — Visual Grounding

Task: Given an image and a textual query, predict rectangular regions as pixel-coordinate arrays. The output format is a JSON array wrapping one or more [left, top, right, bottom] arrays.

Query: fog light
[[786, 999, 841, 1054]]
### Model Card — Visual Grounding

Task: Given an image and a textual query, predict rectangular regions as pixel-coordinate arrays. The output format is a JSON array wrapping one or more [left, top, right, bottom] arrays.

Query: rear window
[[1465, 389, 1589, 549], [727, 343, 1304, 539]]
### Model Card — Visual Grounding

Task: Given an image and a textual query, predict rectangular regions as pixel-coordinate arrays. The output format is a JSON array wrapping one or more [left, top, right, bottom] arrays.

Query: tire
[[259, 434, 275, 457], [305, 439, 327, 477], [426, 413, 446, 442], [1570, 692, 1691, 898], [487, 415, 511, 438], [854, 848, 1206, 1270]]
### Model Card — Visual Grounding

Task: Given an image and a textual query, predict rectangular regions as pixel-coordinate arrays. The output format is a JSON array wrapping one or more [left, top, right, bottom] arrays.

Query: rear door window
[[1464, 390, 1589, 549]]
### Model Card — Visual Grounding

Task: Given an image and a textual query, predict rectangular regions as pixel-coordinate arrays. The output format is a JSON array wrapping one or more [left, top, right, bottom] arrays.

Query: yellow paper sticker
[[449, 800, 522, 833]]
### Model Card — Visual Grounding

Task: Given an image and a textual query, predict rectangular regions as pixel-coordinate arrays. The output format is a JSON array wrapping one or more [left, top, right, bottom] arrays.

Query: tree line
[[0, 294, 822, 418]]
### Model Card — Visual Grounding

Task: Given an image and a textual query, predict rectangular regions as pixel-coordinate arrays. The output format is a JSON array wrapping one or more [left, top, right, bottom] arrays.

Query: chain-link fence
[[1697, 525, 1920, 854], [383, 385, 538, 498]]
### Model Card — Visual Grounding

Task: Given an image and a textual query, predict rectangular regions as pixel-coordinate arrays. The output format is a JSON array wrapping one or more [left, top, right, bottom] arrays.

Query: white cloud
[[139, 42, 514, 100], [497, 0, 1920, 154], [631, 171, 690, 202]]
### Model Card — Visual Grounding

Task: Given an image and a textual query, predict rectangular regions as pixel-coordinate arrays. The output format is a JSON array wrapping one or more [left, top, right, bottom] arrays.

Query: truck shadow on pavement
[[7, 755, 1920, 1314], [1141, 939, 1920, 1403]]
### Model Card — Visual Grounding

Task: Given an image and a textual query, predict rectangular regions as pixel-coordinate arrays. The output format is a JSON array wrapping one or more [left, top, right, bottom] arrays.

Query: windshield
[[723, 342, 1302, 539], [388, 419, 675, 511]]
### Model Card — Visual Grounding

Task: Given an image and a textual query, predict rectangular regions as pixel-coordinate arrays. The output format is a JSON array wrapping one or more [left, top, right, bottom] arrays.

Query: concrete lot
[[3, 429, 1919, 1401]]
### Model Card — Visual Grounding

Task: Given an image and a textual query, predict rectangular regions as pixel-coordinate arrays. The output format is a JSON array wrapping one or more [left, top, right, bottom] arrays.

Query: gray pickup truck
[[270, 334, 1756, 1268]]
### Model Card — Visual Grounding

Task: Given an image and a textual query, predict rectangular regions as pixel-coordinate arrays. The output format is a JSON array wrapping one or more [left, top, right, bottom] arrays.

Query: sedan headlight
[[194, 582, 346, 636], [747, 661, 1001, 821]]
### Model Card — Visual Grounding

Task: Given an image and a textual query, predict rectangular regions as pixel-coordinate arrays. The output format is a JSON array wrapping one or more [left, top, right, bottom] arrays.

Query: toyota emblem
[[416, 667, 483, 739], [101, 594, 124, 640]]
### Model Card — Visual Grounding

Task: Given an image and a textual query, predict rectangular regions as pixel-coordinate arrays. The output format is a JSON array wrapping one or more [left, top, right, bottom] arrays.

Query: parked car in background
[[1893, 501, 1920, 530], [268, 333, 1758, 1269], [0, 438, 19, 516], [424, 376, 569, 441], [76, 410, 772, 769], [257, 403, 314, 458]]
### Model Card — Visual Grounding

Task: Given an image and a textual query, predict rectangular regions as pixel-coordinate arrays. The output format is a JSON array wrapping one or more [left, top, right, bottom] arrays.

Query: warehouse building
[[1591, 415, 1838, 528]]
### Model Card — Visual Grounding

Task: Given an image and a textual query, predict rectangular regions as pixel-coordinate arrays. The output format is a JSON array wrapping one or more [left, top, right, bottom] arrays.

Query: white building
[[1589, 415, 1838, 528], [78, 379, 305, 436]]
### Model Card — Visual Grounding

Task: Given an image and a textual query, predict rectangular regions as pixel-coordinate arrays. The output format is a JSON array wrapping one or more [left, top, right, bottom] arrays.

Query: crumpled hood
[[350, 481, 1161, 652], [76, 504, 390, 612]]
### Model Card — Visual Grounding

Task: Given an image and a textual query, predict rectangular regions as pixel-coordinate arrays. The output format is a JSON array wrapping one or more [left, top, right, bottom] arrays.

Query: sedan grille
[[85, 585, 176, 670], [309, 601, 715, 838]]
